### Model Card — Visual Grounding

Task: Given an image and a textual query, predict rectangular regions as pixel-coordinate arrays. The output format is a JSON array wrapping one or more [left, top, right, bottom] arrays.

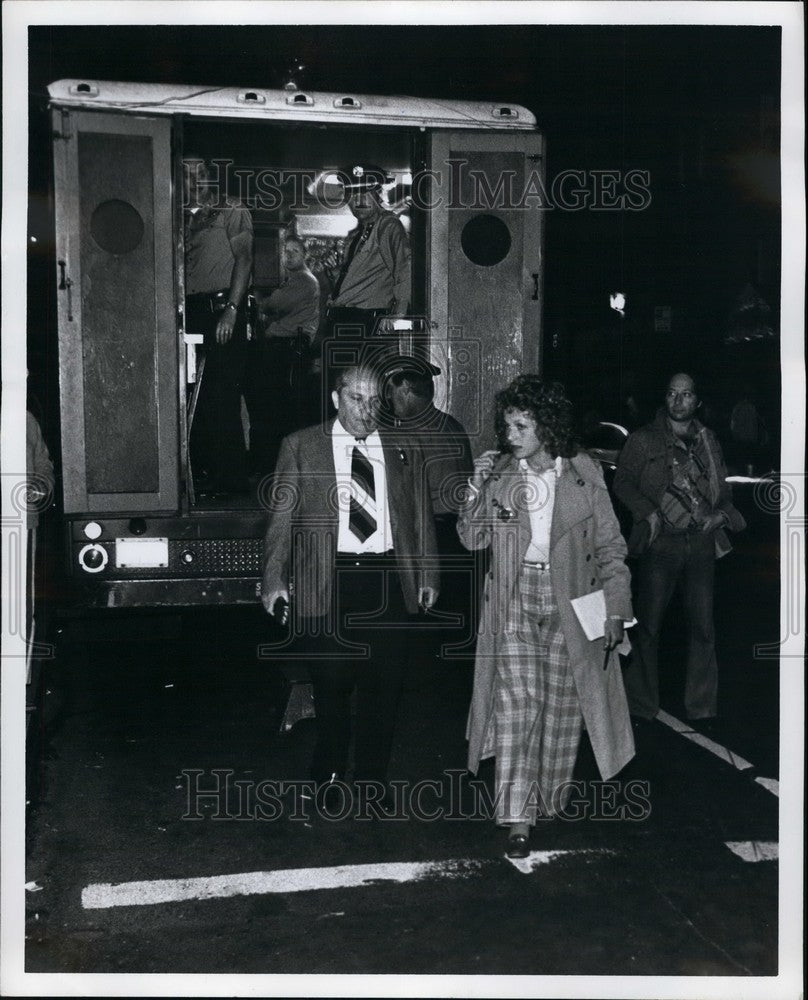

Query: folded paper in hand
[[570, 589, 636, 656]]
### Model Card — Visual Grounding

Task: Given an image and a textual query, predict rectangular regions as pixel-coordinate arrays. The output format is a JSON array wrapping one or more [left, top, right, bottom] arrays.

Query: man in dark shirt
[[384, 356, 473, 526], [384, 355, 476, 646]]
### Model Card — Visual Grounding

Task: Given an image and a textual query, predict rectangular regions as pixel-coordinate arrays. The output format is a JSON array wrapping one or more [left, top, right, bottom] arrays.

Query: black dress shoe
[[506, 833, 530, 859]]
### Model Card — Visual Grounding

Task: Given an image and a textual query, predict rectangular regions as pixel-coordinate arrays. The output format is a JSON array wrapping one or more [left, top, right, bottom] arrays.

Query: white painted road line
[[656, 709, 755, 771], [725, 841, 779, 863], [755, 776, 780, 797], [83, 850, 610, 909], [505, 848, 614, 874], [82, 859, 482, 909]]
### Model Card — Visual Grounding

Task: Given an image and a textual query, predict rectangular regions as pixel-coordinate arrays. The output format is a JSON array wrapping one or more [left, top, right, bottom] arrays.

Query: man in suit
[[261, 364, 439, 802]]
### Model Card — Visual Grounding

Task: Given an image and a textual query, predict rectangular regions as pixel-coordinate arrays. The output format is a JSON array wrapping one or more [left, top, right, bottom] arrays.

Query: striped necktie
[[349, 441, 377, 543]]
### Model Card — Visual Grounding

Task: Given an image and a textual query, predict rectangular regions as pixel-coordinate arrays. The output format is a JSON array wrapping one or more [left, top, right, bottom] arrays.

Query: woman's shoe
[[506, 832, 530, 859]]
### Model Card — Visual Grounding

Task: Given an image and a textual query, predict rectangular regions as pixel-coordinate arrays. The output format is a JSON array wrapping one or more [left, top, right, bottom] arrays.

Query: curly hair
[[495, 374, 578, 458]]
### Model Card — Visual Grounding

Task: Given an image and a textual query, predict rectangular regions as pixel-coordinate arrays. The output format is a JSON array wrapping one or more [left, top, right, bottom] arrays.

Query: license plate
[[115, 537, 169, 568]]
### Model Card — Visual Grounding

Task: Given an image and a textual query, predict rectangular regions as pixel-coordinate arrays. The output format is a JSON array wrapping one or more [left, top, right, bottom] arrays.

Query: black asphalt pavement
[[24, 503, 782, 981]]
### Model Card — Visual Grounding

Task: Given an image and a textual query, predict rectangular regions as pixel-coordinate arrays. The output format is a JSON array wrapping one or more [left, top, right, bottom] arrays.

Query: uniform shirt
[[185, 199, 253, 295], [332, 419, 394, 553], [264, 268, 320, 340], [519, 456, 562, 562], [331, 213, 411, 312]]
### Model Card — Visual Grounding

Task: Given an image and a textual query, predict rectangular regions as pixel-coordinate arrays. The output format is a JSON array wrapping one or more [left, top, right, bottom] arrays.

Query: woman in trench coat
[[458, 375, 635, 857]]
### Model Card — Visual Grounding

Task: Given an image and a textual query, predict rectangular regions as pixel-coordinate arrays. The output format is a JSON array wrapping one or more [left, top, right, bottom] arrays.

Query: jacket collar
[[517, 455, 563, 478], [653, 408, 705, 440]]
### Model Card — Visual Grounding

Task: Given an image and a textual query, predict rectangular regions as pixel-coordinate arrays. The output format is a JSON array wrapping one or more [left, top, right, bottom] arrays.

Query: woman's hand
[[419, 586, 438, 611], [471, 450, 501, 490], [603, 617, 625, 651]]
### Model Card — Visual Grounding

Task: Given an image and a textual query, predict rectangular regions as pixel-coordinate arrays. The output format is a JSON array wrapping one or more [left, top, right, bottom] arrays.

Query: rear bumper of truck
[[67, 512, 266, 607], [75, 576, 261, 608]]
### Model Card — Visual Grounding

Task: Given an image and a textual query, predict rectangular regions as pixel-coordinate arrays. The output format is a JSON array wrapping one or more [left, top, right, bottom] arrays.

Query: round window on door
[[90, 199, 145, 255], [460, 213, 512, 267]]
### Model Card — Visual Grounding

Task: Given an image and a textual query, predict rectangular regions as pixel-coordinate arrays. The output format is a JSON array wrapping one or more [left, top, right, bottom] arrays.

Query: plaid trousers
[[493, 565, 583, 825]]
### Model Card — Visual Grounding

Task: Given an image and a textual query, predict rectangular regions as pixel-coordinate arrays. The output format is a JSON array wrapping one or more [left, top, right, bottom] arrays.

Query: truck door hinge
[[58, 260, 74, 321], [52, 110, 73, 141]]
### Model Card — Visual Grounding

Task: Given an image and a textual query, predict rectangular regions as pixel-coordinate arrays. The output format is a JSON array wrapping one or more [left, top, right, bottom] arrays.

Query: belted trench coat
[[458, 451, 635, 780]]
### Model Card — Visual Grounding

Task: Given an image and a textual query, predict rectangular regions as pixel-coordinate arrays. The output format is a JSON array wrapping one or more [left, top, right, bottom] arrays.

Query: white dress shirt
[[519, 456, 562, 563], [332, 419, 394, 553]]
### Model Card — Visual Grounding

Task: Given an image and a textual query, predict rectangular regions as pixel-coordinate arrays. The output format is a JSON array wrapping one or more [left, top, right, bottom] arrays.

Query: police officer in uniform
[[184, 156, 254, 494], [321, 164, 411, 416]]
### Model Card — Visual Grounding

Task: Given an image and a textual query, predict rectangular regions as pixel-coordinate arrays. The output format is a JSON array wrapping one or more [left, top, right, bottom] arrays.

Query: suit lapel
[[315, 419, 337, 479], [380, 431, 405, 525], [316, 421, 338, 534]]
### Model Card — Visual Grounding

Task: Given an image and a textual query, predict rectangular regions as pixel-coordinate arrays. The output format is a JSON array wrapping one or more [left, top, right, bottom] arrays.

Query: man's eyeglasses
[[666, 390, 695, 400]]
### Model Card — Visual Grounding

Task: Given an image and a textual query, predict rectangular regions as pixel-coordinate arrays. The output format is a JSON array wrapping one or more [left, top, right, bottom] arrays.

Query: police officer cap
[[383, 354, 442, 379], [339, 164, 391, 193]]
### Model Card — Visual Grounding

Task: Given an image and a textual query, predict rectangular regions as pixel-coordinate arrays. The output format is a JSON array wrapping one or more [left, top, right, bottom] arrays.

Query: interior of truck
[[180, 120, 420, 512]]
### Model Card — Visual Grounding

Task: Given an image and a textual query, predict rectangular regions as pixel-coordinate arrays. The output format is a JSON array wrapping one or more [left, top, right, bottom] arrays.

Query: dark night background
[[26, 23, 782, 455]]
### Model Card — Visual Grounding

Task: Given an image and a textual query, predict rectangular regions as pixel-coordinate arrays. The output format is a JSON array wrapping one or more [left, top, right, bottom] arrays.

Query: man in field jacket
[[613, 373, 745, 721]]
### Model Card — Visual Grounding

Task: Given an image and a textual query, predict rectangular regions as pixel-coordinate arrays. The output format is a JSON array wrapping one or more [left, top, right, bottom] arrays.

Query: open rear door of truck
[[52, 108, 179, 514], [427, 129, 545, 450]]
